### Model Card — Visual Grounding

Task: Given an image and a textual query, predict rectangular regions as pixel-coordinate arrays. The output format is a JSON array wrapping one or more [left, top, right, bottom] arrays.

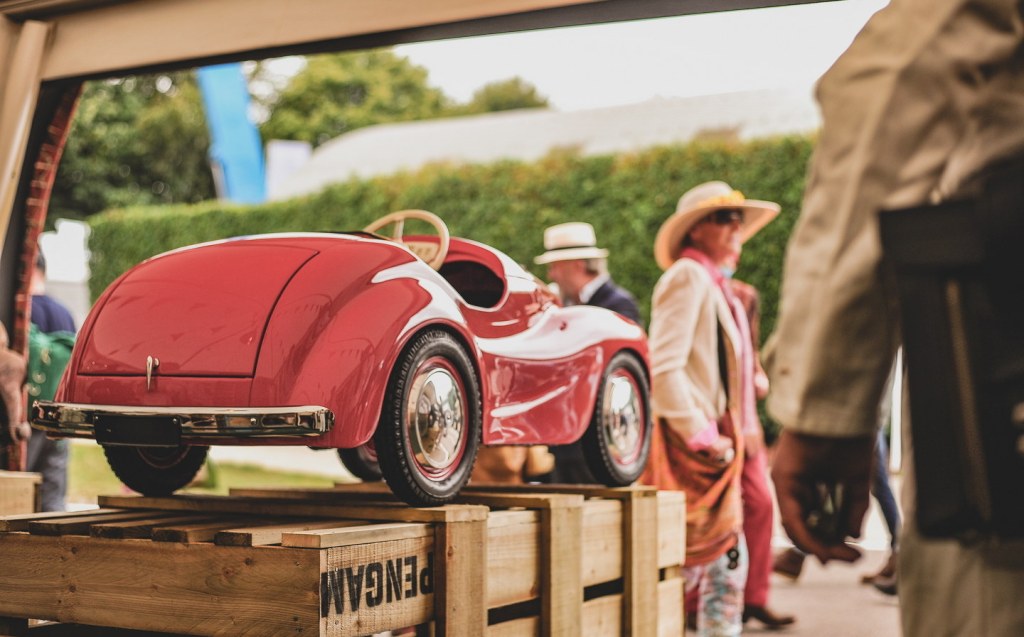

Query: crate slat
[[0, 534, 321, 636], [656, 491, 686, 569], [230, 485, 400, 503], [218, 520, 364, 547], [319, 535, 436, 636], [28, 511, 172, 537], [657, 577, 685, 637], [283, 521, 432, 549], [487, 615, 539, 637], [0, 509, 126, 533], [581, 592, 622, 637], [581, 499, 623, 586], [90, 514, 221, 540], [151, 517, 274, 543], [485, 509, 540, 608], [97, 494, 485, 523]]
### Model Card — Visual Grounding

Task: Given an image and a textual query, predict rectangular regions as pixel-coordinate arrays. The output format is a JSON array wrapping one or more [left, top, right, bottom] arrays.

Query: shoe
[[861, 552, 897, 584], [872, 572, 898, 596], [685, 611, 697, 632], [772, 547, 806, 581], [743, 605, 796, 629]]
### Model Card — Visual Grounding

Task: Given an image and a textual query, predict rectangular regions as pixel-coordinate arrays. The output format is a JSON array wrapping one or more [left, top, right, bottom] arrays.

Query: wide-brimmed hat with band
[[534, 222, 609, 265], [654, 180, 780, 271]]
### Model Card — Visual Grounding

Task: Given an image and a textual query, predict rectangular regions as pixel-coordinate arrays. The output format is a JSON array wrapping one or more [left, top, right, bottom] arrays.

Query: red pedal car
[[32, 210, 651, 506]]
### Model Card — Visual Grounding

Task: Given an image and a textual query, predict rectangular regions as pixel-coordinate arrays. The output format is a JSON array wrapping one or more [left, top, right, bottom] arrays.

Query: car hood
[[78, 242, 316, 377]]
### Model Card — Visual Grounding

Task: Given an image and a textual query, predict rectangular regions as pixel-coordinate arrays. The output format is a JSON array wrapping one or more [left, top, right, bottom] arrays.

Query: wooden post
[[540, 496, 583, 636], [458, 490, 585, 636], [622, 488, 659, 636], [433, 508, 487, 636]]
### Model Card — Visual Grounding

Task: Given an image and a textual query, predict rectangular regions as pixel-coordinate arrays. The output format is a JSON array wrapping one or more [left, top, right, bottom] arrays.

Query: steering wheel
[[364, 209, 451, 270]]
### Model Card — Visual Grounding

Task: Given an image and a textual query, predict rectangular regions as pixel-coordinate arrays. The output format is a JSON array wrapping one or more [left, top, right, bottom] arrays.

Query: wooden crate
[[0, 484, 685, 637], [0, 471, 41, 515]]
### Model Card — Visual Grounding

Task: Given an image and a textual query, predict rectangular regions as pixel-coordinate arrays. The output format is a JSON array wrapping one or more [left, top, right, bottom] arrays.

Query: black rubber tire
[[103, 444, 209, 496], [374, 330, 481, 507], [581, 352, 652, 486], [337, 445, 383, 482]]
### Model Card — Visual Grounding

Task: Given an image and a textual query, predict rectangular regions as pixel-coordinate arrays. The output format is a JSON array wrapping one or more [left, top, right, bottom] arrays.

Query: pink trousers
[[740, 448, 773, 607]]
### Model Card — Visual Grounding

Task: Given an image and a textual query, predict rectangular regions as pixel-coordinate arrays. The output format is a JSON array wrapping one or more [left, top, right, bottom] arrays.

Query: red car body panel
[[79, 243, 317, 377], [54, 232, 649, 449], [68, 376, 252, 407]]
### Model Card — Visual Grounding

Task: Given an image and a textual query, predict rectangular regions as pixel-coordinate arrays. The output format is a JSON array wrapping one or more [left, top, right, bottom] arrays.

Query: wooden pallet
[[0, 471, 41, 515], [0, 484, 685, 637]]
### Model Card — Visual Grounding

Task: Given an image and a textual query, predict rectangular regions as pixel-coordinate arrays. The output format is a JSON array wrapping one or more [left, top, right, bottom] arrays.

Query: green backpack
[[27, 324, 75, 402]]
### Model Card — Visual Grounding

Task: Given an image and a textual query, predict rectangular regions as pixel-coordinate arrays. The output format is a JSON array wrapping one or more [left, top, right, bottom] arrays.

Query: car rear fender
[[251, 255, 474, 448], [54, 269, 131, 402]]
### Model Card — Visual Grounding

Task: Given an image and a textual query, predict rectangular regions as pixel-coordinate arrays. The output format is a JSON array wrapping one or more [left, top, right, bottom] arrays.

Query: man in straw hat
[[535, 221, 640, 325], [535, 221, 640, 483], [643, 181, 780, 636]]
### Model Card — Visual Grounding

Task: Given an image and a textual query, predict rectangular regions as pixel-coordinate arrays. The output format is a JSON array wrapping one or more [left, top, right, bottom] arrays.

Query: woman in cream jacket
[[643, 181, 778, 637]]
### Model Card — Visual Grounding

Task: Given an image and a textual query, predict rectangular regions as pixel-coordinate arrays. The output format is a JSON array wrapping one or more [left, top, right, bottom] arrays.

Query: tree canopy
[[49, 50, 551, 222], [50, 73, 216, 224], [459, 77, 549, 114], [259, 50, 450, 147]]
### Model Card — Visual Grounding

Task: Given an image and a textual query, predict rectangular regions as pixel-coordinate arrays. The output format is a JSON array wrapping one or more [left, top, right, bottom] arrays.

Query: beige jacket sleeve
[[648, 259, 725, 440], [765, 0, 1024, 437]]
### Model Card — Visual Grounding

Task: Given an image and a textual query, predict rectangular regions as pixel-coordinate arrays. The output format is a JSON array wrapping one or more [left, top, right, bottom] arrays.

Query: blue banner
[[197, 63, 266, 204]]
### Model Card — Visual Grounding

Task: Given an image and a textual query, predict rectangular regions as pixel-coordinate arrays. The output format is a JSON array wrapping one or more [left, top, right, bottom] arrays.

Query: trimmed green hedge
[[89, 134, 813, 347]]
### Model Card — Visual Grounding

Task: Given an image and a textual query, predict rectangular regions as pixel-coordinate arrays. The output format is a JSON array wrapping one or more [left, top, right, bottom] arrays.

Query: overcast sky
[[395, 0, 888, 111]]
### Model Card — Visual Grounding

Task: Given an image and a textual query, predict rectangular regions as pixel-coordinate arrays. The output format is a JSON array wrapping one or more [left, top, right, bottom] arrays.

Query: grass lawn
[[68, 441, 338, 505]]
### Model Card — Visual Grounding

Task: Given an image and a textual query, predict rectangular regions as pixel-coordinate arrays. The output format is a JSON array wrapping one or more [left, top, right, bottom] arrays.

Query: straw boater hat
[[654, 181, 780, 270], [534, 222, 609, 265]]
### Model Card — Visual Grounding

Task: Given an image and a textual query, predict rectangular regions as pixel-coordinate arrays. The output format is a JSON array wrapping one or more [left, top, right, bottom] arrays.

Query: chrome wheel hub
[[407, 363, 465, 476], [602, 372, 643, 466]]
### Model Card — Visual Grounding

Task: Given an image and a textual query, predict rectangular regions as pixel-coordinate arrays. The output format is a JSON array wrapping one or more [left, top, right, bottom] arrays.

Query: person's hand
[[754, 369, 770, 400], [7, 420, 30, 442], [770, 429, 874, 564], [703, 436, 735, 465]]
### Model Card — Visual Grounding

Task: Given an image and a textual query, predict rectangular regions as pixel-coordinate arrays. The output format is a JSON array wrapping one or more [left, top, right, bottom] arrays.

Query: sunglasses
[[706, 208, 745, 225]]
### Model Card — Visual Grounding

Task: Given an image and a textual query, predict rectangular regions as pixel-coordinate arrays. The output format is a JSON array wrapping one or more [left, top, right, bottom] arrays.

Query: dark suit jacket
[[31, 294, 76, 334], [588, 278, 641, 325]]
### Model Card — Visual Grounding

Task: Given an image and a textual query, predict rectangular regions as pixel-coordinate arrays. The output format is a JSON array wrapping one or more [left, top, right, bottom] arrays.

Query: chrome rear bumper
[[31, 401, 334, 442]]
